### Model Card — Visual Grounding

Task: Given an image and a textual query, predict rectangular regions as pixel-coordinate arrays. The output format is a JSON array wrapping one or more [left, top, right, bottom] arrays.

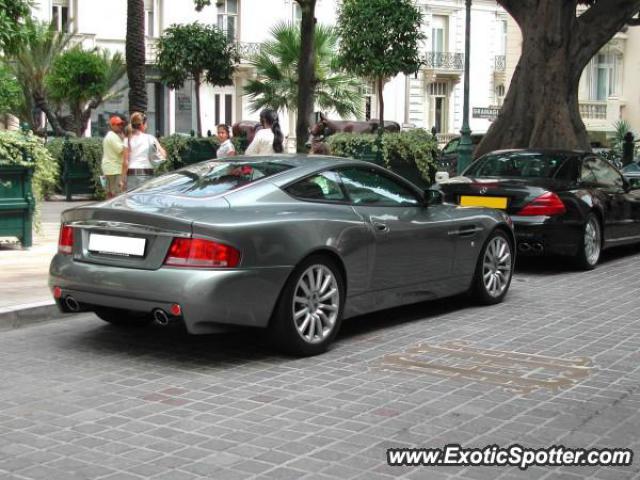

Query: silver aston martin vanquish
[[50, 155, 515, 356]]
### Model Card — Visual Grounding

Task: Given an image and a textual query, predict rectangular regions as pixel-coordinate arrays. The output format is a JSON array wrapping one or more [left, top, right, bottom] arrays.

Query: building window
[[496, 84, 505, 97], [52, 1, 70, 32], [293, 2, 302, 23], [145, 0, 155, 37], [498, 19, 507, 56], [361, 83, 374, 121], [428, 82, 448, 96], [218, 0, 238, 42], [431, 15, 447, 53], [586, 52, 622, 101]]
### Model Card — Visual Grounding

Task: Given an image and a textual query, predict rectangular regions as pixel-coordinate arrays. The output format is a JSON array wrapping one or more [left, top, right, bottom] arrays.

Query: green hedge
[[0, 131, 59, 231], [0, 131, 59, 201], [326, 129, 438, 186], [45, 135, 222, 195], [157, 135, 219, 173], [46, 137, 104, 198]]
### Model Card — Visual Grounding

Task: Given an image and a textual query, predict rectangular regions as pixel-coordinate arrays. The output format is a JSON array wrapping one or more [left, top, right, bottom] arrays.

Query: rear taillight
[[164, 238, 240, 268], [58, 225, 74, 254], [517, 192, 566, 216]]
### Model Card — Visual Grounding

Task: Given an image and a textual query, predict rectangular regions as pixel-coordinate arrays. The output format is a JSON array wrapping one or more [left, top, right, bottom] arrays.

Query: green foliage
[[157, 135, 220, 173], [3, 21, 74, 132], [156, 22, 235, 91], [46, 48, 108, 106], [0, 63, 21, 114], [46, 137, 105, 198], [336, 0, 424, 81], [0, 0, 32, 55], [0, 130, 59, 202], [327, 130, 438, 184], [245, 23, 362, 118]]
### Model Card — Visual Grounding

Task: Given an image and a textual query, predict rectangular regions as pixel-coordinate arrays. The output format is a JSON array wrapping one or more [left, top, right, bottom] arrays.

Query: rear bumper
[[511, 215, 582, 257], [49, 254, 292, 333]]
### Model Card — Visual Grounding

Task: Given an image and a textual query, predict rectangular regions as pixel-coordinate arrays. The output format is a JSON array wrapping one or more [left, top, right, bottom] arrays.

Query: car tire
[[471, 229, 514, 305], [94, 307, 152, 327], [270, 255, 345, 357], [575, 213, 601, 270]]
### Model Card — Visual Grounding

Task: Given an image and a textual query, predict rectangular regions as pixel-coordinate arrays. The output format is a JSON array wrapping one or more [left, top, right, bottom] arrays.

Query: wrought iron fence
[[234, 42, 261, 62], [423, 52, 465, 71]]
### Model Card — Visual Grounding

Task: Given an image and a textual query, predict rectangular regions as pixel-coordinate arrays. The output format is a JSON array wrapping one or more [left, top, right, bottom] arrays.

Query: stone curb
[[0, 300, 75, 331]]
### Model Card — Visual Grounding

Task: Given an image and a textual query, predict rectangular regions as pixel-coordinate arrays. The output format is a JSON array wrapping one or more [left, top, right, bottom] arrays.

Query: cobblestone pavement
[[1, 247, 640, 480]]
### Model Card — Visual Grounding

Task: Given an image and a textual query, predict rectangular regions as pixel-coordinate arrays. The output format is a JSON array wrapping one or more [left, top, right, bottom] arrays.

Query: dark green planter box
[[62, 141, 94, 200], [0, 165, 35, 247], [352, 146, 430, 189], [182, 141, 217, 165]]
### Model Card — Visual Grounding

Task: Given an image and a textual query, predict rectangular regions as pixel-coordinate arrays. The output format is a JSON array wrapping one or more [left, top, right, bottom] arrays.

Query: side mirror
[[424, 189, 444, 206]]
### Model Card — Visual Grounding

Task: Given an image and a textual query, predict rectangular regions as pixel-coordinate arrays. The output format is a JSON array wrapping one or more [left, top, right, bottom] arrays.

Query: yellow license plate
[[459, 195, 508, 209]]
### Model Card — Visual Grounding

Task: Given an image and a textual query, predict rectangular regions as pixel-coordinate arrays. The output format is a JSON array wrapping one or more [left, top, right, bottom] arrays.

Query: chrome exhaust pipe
[[64, 296, 80, 312], [153, 309, 170, 327], [518, 242, 531, 252]]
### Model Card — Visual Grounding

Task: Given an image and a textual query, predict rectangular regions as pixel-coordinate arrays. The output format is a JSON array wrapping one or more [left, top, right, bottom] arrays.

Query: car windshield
[[133, 160, 293, 197], [464, 152, 571, 178]]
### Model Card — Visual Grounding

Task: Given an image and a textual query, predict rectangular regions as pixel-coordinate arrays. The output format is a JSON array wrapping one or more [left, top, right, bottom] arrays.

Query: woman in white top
[[121, 112, 167, 191], [244, 109, 284, 156], [216, 124, 236, 158]]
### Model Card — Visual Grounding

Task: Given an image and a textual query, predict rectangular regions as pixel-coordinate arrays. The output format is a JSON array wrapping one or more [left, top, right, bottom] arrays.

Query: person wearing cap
[[101, 116, 126, 198]]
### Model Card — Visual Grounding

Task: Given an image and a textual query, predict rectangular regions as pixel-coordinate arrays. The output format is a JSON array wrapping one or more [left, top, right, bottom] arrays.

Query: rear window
[[132, 160, 293, 197], [464, 152, 571, 178]]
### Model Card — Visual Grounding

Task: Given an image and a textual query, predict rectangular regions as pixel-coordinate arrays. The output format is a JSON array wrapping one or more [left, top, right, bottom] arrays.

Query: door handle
[[372, 222, 389, 232]]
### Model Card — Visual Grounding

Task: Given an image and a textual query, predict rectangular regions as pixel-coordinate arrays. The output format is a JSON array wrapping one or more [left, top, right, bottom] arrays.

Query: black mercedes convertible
[[439, 150, 640, 269]]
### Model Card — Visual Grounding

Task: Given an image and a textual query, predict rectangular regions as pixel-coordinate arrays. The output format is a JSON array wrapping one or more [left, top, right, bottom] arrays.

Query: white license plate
[[88, 233, 146, 257]]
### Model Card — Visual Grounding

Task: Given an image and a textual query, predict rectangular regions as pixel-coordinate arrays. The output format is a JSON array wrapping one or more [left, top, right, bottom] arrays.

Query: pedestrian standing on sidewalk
[[101, 116, 126, 199], [244, 109, 284, 155], [216, 124, 236, 158], [120, 112, 166, 191]]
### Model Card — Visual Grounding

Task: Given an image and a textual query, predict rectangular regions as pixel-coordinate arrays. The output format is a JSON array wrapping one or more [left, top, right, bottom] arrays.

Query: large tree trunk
[[295, 0, 317, 153], [194, 74, 202, 137], [126, 0, 147, 114], [478, 0, 640, 157]]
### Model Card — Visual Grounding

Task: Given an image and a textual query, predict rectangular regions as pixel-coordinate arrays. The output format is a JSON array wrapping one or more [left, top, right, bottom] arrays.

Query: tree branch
[[574, 0, 640, 70]]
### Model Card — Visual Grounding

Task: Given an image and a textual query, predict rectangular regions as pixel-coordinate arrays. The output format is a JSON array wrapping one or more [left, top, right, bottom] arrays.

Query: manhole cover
[[373, 341, 593, 395]]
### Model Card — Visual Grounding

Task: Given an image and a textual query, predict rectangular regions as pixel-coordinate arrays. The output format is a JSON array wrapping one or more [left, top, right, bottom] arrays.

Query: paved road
[[1, 247, 639, 480]]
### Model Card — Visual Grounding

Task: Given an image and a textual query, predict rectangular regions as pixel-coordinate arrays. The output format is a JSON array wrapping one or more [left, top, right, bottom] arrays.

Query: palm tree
[[244, 23, 362, 127], [126, 0, 147, 114], [6, 21, 74, 135]]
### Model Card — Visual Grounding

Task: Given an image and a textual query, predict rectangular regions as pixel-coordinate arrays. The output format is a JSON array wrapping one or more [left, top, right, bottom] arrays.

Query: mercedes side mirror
[[424, 189, 444, 206]]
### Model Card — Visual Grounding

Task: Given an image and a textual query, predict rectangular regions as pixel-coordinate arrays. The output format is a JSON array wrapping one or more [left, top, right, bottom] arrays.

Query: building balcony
[[234, 42, 261, 64], [580, 97, 625, 132], [422, 52, 464, 74], [580, 101, 607, 120], [494, 55, 506, 72]]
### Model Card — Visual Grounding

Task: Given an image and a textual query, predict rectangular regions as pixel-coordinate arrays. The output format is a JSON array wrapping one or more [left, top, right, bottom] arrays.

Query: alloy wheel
[[482, 235, 512, 298], [292, 264, 340, 344], [584, 217, 601, 266]]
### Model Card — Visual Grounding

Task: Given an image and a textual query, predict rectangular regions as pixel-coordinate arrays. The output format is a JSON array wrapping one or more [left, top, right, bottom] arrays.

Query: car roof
[[481, 148, 589, 157], [236, 154, 363, 169]]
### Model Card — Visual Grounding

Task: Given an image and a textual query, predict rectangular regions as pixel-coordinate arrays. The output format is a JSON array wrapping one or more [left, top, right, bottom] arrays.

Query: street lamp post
[[457, 0, 473, 175]]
